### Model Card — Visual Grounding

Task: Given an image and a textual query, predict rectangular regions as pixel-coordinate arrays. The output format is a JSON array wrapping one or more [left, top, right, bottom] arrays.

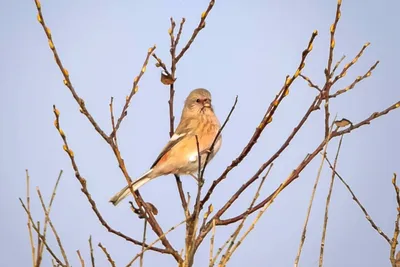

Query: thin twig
[[36, 221, 43, 266], [175, 0, 215, 63], [200, 30, 318, 212], [26, 170, 36, 267], [209, 219, 216, 267], [330, 61, 379, 98], [324, 157, 391, 244], [77, 250, 85, 267], [140, 220, 148, 267], [36, 3, 177, 259], [294, 119, 335, 267], [319, 135, 344, 267], [331, 55, 346, 77], [219, 182, 286, 266], [51, 105, 169, 254], [126, 219, 187, 267], [34, 0, 109, 142], [109, 97, 117, 145], [110, 46, 156, 138], [89, 236, 95, 267], [332, 42, 371, 84], [391, 173, 400, 267], [219, 101, 400, 229], [184, 135, 203, 267], [200, 96, 238, 182], [98, 243, 116, 267], [215, 165, 272, 266], [20, 198, 66, 266], [196, 32, 320, 249], [325, 0, 342, 78], [37, 188, 69, 266], [299, 74, 322, 92], [323, 0, 343, 137]]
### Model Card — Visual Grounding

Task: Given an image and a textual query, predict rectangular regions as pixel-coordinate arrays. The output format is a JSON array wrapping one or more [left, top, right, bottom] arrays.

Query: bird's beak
[[203, 102, 211, 108]]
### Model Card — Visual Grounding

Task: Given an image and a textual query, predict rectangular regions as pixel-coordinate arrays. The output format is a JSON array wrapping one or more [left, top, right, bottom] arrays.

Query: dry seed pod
[[161, 72, 176, 85], [334, 118, 352, 128]]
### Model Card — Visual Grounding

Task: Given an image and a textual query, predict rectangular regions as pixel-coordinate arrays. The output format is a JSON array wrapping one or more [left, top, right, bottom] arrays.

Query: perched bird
[[109, 88, 222, 206]]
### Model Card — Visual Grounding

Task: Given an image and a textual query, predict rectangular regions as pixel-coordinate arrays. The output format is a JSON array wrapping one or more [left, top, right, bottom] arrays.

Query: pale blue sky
[[1, 0, 400, 266]]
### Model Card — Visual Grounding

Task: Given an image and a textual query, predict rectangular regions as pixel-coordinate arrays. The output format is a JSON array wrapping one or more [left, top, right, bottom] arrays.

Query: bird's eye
[[196, 99, 201, 103]]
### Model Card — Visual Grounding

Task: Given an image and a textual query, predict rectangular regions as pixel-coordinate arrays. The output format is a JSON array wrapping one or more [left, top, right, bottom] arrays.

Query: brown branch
[[330, 61, 379, 98], [220, 101, 400, 226], [391, 173, 400, 267], [333, 101, 400, 138], [25, 170, 36, 267], [215, 165, 272, 266], [324, 156, 392, 244], [36, 221, 43, 266], [331, 54, 346, 77], [98, 243, 116, 267], [319, 135, 344, 267], [332, 42, 371, 84], [200, 96, 238, 184], [77, 250, 85, 267], [51, 105, 169, 254], [200, 31, 318, 211], [36, 188, 69, 266], [209, 219, 216, 267], [19, 198, 66, 267], [35, 0, 186, 263], [184, 135, 203, 267], [323, 0, 343, 137], [109, 97, 117, 144], [37, 171, 66, 266], [326, 0, 342, 78], [220, 182, 286, 266], [110, 46, 156, 138], [89, 236, 95, 267], [175, 18, 186, 49], [299, 74, 322, 92], [34, 1, 109, 142], [294, 120, 336, 267], [140, 220, 148, 267], [126, 219, 187, 267], [175, 0, 215, 63], [197, 92, 323, 249]]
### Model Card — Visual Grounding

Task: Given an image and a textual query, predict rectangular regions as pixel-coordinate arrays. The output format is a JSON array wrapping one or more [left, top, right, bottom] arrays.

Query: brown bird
[[109, 88, 222, 206]]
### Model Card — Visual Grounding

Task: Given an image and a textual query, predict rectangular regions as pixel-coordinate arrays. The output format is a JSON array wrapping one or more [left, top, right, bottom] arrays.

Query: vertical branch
[[185, 135, 203, 266], [326, 0, 342, 76], [319, 135, 344, 267], [36, 221, 43, 266], [25, 170, 36, 267], [140, 219, 148, 267], [294, 119, 336, 267], [89, 236, 95, 267], [391, 174, 400, 267], [209, 220, 216, 267], [324, 0, 343, 137]]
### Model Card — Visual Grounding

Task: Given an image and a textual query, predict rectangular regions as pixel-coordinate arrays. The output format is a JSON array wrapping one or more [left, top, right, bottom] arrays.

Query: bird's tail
[[109, 169, 153, 206]]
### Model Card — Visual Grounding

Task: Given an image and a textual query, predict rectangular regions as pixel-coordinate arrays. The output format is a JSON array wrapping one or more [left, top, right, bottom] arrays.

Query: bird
[[109, 88, 222, 206]]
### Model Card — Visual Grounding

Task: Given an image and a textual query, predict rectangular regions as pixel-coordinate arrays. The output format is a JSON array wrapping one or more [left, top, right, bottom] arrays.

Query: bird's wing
[[150, 118, 194, 169]]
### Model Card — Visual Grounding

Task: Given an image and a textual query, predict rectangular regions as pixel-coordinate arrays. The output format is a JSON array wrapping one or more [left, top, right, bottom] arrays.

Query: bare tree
[[21, 0, 400, 266]]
